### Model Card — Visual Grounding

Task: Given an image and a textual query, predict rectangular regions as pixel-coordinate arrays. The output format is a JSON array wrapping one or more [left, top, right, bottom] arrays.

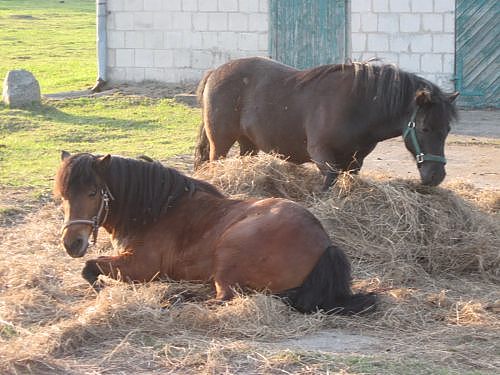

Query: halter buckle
[[408, 121, 416, 129], [416, 153, 425, 164]]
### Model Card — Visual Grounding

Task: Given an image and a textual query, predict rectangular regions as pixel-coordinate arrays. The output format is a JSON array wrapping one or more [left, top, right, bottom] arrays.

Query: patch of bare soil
[[0, 187, 52, 227], [9, 15, 39, 20], [44, 82, 197, 101]]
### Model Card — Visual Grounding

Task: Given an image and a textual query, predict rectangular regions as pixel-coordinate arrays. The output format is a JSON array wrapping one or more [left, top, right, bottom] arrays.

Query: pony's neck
[[362, 69, 428, 143], [101, 208, 124, 239], [372, 109, 413, 142], [102, 190, 229, 247]]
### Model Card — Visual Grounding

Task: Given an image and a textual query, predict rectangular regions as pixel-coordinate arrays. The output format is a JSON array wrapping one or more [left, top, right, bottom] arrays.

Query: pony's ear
[[94, 154, 111, 175], [415, 89, 432, 106], [448, 91, 460, 103], [61, 150, 70, 161]]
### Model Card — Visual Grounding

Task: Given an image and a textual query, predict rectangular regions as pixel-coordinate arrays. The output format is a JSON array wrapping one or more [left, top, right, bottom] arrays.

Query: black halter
[[61, 185, 114, 245]]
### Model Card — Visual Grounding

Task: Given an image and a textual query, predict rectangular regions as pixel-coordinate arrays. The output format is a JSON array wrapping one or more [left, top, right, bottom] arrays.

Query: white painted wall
[[106, 0, 456, 91], [350, 0, 455, 91], [106, 0, 269, 83]]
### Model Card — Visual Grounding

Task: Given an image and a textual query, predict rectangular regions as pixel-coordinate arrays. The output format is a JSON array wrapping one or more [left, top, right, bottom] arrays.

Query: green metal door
[[455, 0, 499, 108], [269, 0, 347, 69]]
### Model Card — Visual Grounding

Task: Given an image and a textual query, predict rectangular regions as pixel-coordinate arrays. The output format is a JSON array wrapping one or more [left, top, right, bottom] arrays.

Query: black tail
[[280, 246, 377, 315], [194, 70, 213, 170], [194, 122, 210, 170]]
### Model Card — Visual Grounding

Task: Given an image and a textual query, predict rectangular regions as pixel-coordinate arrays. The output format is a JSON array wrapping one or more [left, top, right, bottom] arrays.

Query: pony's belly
[[255, 136, 311, 164]]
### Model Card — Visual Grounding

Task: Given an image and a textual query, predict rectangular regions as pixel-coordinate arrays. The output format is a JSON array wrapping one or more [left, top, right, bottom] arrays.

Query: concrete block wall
[[105, 0, 457, 92], [351, 0, 456, 91], [106, 0, 269, 83]]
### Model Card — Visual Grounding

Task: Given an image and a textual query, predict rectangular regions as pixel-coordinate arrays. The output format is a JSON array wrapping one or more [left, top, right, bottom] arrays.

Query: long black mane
[[294, 62, 457, 122], [56, 153, 223, 234]]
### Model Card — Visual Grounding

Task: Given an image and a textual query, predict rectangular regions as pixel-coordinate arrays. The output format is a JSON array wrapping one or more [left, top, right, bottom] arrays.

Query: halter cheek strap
[[61, 185, 114, 245], [402, 108, 447, 165]]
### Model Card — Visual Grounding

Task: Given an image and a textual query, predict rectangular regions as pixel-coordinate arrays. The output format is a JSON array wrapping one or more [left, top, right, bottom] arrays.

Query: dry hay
[[1, 154, 499, 374], [194, 153, 323, 200]]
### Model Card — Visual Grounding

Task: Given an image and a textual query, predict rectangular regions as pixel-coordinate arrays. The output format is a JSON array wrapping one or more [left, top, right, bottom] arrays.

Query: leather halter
[[402, 107, 447, 165], [61, 185, 114, 245]]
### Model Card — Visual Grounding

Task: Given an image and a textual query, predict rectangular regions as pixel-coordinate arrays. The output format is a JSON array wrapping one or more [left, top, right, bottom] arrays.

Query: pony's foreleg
[[82, 254, 159, 291], [81, 259, 104, 291], [349, 143, 377, 174], [214, 279, 236, 301], [308, 146, 342, 190], [238, 136, 259, 156], [313, 159, 340, 190], [322, 170, 339, 190]]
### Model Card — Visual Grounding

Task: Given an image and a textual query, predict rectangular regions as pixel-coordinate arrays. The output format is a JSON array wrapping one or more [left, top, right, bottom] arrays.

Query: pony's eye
[[88, 190, 97, 197], [422, 127, 430, 133]]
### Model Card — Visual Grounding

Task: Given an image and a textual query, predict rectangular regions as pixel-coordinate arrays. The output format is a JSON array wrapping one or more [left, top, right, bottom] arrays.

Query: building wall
[[106, 0, 269, 83], [350, 0, 455, 91], [106, 0, 456, 92]]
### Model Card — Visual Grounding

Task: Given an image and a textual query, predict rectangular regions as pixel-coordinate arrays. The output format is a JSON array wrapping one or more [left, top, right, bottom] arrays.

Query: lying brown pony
[[55, 152, 376, 315]]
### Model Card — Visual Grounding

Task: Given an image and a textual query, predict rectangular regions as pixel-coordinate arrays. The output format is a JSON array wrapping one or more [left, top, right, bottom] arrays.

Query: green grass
[[344, 356, 488, 375], [265, 352, 490, 375], [0, 0, 202, 204], [0, 97, 201, 195], [0, 0, 95, 93], [0, 0, 202, 198]]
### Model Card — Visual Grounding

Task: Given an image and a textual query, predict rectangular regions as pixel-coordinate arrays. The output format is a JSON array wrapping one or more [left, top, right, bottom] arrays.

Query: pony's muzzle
[[62, 229, 90, 258], [419, 162, 446, 186]]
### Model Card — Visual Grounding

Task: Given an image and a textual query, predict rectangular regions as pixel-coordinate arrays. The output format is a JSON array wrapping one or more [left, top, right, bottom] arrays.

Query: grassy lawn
[[0, 0, 201, 200], [0, 97, 200, 196], [0, 0, 95, 93]]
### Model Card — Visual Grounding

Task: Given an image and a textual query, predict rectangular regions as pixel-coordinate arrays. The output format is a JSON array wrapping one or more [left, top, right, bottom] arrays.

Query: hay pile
[[195, 153, 323, 200], [1, 154, 499, 373]]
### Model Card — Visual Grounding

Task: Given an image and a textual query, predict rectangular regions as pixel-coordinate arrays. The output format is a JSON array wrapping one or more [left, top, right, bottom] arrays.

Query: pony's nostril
[[70, 238, 84, 252]]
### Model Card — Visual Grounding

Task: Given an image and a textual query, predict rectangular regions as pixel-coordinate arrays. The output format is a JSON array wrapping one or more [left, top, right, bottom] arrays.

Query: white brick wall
[[107, 0, 455, 91], [351, 0, 456, 91], [107, 0, 269, 83]]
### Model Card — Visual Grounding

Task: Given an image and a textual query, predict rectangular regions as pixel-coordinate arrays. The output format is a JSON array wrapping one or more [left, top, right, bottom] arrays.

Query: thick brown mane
[[55, 153, 224, 235]]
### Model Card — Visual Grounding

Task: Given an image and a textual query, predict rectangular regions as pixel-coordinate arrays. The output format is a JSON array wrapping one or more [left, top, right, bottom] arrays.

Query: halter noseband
[[402, 107, 447, 165], [61, 185, 114, 245]]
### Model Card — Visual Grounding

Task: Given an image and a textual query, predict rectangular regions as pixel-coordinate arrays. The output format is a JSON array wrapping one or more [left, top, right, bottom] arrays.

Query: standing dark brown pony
[[194, 57, 459, 189], [54, 152, 376, 315]]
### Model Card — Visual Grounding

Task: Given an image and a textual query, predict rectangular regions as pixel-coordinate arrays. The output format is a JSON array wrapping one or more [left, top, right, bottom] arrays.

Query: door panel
[[455, 0, 499, 108], [269, 0, 347, 69]]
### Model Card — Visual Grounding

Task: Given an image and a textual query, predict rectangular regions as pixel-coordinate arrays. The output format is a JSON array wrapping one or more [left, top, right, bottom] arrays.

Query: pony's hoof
[[164, 294, 186, 308], [90, 280, 105, 293]]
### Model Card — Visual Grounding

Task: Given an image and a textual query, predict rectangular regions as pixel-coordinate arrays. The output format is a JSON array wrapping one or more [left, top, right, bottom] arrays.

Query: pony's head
[[403, 89, 459, 186], [54, 151, 112, 258]]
